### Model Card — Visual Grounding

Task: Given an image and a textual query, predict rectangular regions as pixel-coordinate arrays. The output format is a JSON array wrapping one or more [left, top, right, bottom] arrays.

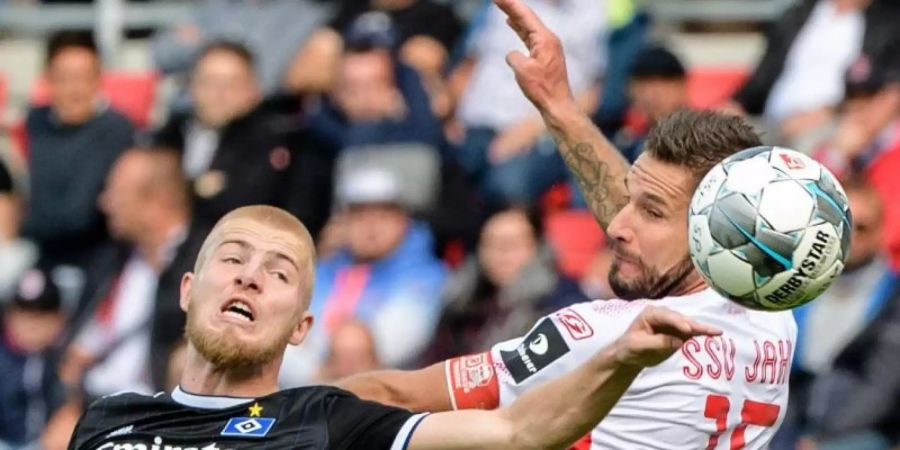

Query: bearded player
[[67, 205, 720, 450], [336, 1, 797, 449]]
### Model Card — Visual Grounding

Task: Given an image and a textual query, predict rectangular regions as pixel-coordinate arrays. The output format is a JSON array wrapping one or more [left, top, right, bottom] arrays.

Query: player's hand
[[494, 0, 576, 114], [613, 306, 722, 368]]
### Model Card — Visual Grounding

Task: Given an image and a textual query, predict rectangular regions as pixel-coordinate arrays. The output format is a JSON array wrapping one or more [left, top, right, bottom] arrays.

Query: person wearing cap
[[280, 167, 447, 387], [611, 44, 688, 164], [0, 269, 67, 448]]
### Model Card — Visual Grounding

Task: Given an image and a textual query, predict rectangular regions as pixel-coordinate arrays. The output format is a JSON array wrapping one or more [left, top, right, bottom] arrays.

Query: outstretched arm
[[497, 0, 630, 230], [406, 306, 722, 450], [335, 362, 452, 413]]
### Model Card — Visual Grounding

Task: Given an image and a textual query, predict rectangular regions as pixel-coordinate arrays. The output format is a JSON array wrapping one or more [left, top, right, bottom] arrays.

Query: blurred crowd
[[1, 0, 900, 449]]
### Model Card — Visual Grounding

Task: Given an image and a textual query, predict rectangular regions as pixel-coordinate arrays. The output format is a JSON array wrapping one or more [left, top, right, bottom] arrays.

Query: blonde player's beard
[[185, 294, 294, 372]]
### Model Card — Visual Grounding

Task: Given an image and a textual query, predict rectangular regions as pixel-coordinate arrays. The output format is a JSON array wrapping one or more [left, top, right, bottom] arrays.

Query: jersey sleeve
[[325, 389, 429, 450], [489, 300, 647, 406]]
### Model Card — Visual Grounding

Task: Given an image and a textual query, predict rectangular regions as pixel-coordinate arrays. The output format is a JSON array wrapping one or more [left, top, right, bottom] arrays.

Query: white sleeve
[[489, 299, 648, 406]]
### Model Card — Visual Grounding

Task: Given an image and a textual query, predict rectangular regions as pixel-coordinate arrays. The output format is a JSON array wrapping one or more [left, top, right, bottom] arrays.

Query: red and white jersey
[[444, 288, 797, 450]]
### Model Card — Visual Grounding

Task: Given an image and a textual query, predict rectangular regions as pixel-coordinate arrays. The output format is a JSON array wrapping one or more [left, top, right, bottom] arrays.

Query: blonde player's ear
[[289, 312, 315, 346], [179, 272, 195, 313]]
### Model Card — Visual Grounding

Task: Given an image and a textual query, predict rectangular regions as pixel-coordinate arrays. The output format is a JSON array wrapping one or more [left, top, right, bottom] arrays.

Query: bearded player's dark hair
[[644, 110, 762, 183]]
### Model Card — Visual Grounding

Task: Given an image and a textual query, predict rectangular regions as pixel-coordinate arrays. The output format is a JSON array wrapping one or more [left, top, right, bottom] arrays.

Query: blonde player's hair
[[194, 205, 316, 306]]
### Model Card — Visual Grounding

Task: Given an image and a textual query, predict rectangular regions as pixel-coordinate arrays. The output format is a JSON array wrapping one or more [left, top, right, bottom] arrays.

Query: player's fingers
[[636, 333, 685, 352], [644, 306, 722, 337], [505, 50, 531, 73], [495, 0, 548, 36], [506, 17, 529, 45]]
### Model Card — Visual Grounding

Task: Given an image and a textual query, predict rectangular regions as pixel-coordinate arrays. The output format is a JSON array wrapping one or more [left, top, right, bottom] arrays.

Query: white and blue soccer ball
[[689, 147, 852, 311]]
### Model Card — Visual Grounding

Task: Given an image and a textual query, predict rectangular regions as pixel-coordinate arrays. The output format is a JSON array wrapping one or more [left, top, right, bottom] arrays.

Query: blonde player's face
[[180, 219, 313, 369], [606, 154, 699, 300]]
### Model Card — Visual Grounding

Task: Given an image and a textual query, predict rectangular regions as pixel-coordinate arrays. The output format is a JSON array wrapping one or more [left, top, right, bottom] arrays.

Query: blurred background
[[0, 0, 899, 449]]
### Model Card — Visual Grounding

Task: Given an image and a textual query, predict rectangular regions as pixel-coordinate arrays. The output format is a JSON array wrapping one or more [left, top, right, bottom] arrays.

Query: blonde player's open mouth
[[221, 298, 255, 322]]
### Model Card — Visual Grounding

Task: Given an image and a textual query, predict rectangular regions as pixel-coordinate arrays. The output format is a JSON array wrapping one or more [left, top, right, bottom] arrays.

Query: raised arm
[[496, 0, 629, 230], [406, 306, 722, 450], [335, 362, 453, 413]]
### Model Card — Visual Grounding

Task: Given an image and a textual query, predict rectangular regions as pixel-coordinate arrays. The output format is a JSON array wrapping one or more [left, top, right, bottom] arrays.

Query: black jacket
[[154, 105, 334, 238], [805, 274, 900, 441], [733, 0, 900, 115], [68, 229, 205, 394]]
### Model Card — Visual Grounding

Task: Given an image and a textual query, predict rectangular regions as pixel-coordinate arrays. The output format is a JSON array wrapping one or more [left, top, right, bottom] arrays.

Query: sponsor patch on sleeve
[[555, 308, 594, 341], [499, 319, 570, 383], [446, 352, 500, 410]]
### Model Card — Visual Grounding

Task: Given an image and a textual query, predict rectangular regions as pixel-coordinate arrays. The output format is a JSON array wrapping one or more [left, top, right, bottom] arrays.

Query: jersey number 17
[[704, 394, 780, 449]]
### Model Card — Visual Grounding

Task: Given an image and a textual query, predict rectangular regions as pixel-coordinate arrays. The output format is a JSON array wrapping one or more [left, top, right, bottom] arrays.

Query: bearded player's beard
[[608, 245, 696, 300], [185, 295, 294, 373]]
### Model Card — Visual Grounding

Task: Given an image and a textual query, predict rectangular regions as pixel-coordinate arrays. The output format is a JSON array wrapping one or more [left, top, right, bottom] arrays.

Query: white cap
[[337, 167, 405, 207]]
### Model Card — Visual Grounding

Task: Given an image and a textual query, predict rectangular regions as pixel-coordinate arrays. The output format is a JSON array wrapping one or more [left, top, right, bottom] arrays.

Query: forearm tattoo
[[562, 142, 629, 230]]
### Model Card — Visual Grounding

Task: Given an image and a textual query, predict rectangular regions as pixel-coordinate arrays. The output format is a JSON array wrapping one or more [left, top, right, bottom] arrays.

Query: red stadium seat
[[29, 71, 159, 128], [544, 210, 606, 279], [0, 73, 6, 122], [687, 67, 749, 109]]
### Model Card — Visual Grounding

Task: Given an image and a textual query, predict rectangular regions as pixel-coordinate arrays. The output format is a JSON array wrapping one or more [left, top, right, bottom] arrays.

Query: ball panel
[[768, 147, 822, 180], [689, 214, 718, 265], [691, 163, 728, 214], [791, 222, 842, 280], [758, 180, 815, 232], [708, 193, 758, 248], [722, 157, 777, 196], [706, 250, 756, 297]]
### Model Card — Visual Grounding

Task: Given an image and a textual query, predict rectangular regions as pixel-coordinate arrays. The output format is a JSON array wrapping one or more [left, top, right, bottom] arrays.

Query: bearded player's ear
[[179, 272, 195, 313], [288, 312, 315, 346]]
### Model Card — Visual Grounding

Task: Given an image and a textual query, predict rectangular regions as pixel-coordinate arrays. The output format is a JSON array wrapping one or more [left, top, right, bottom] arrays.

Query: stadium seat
[[29, 71, 159, 128], [0, 73, 6, 122], [544, 210, 606, 279], [686, 67, 749, 109]]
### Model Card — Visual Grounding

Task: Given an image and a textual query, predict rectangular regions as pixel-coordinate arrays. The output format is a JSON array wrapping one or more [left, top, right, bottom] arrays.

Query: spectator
[[316, 320, 381, 382], [154, 41, 334, 237], [282, 166, 447, 385], [151, 0, 333, 101], [776, 173, 898, 448], [59, 148, 199, 401], [422, 206, 587, 363], [22, 31, 134, 271], [285, 0, 462, 110], [797, 275, 900, 450], [612, 44, 688, 163], [311, 27, 442, 152], [726, 0, 900, 143], [453, 0, 606, 206], [813, 53, 900, 270], [0, 269, 67, 448], [0, 156, 18, 242], [313, 32, 483, 252]]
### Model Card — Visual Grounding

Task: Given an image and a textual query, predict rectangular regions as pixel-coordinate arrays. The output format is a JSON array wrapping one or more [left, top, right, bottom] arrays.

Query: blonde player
[[336, 1, 797, 449]]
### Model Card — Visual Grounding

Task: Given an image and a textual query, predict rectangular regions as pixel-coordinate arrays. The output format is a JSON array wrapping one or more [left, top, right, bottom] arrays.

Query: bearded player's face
[[180, 218, 313, 371], [605, 154, 699, 300]]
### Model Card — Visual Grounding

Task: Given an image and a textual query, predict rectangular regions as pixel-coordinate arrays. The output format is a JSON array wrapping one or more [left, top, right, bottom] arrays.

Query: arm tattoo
[[562, 142, 629, 230]]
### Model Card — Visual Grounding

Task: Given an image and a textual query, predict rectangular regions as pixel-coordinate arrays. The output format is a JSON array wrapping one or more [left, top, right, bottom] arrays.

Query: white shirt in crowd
[[457, 0, 607, 130], [765, 0, 865, 121]]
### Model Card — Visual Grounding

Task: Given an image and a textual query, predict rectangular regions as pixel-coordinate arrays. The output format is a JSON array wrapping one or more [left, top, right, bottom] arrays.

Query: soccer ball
[[688, 147, 851, 311]]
